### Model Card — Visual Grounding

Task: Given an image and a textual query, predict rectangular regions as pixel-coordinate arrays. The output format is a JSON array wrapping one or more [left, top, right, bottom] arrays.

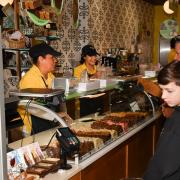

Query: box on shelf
[[91, 79, 117, 88], [144, 70, 157, 78], [77, 81, 100, 92], [52, 77, 78, 93]]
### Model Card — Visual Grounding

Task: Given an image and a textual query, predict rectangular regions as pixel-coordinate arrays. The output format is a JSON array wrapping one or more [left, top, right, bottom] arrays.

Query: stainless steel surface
[[159, 36, 170, 66], [18, 100, 68, 127], [10, 88, 65, 97]]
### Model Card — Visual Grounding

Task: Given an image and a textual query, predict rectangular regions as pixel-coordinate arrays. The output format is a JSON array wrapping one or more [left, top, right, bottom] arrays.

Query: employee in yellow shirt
[[168, 35, 180, 63], [174, 35, 180, 61], [19, 43, 61, 89], [167, 37, 176, 64], [74, 44, 100, 80], [18, 43, 61, 135]]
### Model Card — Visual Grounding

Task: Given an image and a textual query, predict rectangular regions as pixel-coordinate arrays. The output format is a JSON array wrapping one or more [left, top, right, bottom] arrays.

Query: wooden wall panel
[[127, 124, 153, 177], [69, 172, 81, 180], [81, 143, 126, 180]]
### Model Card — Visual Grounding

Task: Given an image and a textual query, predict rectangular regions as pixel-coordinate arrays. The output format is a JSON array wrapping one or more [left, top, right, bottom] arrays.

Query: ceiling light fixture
[[163, 0, 174, 14], [0, 0, 14, 6]]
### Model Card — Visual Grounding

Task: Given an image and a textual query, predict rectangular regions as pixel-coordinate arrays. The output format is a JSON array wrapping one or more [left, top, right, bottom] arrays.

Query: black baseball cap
[[29, 43, 61, 59], [175, 35, 180, 43], [81, 45, 99, 56]]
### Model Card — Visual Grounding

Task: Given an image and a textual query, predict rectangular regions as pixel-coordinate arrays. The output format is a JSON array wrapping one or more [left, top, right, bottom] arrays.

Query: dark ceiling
[[143, 0, 166, 5]]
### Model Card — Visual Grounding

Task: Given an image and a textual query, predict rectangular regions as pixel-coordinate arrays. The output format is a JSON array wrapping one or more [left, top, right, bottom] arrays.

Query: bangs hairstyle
[[157, 60, 180, 86]]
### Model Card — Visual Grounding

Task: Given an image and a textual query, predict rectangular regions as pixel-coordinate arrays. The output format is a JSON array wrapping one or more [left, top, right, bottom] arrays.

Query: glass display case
[[7, 79, 163, 180], [68, 81, 160, 163]]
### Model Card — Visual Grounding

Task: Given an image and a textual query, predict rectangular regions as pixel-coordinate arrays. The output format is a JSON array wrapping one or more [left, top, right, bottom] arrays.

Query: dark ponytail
[[80, 54, 85, 64]]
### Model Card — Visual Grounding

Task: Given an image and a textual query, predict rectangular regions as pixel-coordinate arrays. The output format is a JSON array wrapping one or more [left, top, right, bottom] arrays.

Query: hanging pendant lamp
[[163, 0, 174, 14], [0, 0, 14, 6]]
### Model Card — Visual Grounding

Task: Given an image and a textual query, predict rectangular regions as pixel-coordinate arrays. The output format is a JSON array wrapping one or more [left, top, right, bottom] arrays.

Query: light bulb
[[163, 0, 174, 14], [0, 0, 14, 6]]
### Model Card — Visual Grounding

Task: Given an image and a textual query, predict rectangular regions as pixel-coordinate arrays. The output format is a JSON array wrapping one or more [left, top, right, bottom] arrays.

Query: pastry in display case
[[7, 142, 61, 179], [7, 80, 161, 178], [68, 111, 150, 161], [65, 81, 159, 162]]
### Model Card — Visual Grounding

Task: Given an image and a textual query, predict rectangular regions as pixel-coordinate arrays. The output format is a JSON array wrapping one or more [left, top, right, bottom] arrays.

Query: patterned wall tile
[[45, 0, 155, 73]]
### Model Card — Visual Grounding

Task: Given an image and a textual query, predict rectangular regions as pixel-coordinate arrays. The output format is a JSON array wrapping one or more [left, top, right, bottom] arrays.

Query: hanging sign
[[160, 19, 179, 39]]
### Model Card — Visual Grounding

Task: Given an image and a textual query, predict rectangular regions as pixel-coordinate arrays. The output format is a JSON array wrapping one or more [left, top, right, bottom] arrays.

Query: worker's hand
[[95, 71, 103, 78], [57, 112, 74, 125]]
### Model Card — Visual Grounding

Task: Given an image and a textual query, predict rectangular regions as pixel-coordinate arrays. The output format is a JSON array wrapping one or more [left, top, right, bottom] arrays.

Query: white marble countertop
[[43, 164, 80, 180]]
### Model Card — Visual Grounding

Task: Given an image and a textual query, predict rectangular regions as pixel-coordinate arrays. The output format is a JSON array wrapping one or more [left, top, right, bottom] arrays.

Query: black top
[[144, 106, 180, 180]]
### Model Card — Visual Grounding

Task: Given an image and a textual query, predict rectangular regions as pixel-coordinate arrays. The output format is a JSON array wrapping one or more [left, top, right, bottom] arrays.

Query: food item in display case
[[101, 112, 148, 131], [110, 111, 148, 118], [71, 122, 117, 137], [71, 122, 118, 141], [26, 173, 40, 180], [91, 120, 123, 135], [41, 140, 60, 158], [8, 171, 39, 180], [72, 129, 111, 142], [34, 162, 54, 169], [77, 137, 104, 149], [26, 167, 48, 177], [102, 116, 129, 131], [41, 157, 60, 165], [23, 151, 35, 167], [79, 141, 94, 156], [6, 142, 61, 179]]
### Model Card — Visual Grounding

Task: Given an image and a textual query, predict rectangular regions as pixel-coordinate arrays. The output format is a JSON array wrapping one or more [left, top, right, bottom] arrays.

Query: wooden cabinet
[[81, 143, 126, 180], [127, 124, 153, 177], [69, 172, 81, 180]]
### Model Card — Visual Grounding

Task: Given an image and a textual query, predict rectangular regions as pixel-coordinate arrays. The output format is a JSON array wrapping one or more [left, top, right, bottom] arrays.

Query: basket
[[8, 38, 25, 49], [6, 29, 26, 49]]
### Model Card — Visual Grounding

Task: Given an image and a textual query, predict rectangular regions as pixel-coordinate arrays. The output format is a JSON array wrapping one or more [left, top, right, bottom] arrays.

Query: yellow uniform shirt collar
[[32, 65, 48, 79], [82, 63, 96, 75]]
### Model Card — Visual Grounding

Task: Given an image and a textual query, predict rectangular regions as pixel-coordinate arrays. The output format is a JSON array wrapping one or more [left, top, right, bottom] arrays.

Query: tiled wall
[[49, 0, 154, 73]]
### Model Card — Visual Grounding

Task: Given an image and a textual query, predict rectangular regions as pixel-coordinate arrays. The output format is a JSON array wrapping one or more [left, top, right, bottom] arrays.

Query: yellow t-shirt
[[18, 65, 55, 135], [19, 65, 54, 89], [74, 63, 96, 80], [167, 49, 176, 64]]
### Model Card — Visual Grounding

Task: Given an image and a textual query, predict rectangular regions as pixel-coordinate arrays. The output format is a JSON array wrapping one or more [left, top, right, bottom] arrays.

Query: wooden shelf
[[3, 48, 30, 52]]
